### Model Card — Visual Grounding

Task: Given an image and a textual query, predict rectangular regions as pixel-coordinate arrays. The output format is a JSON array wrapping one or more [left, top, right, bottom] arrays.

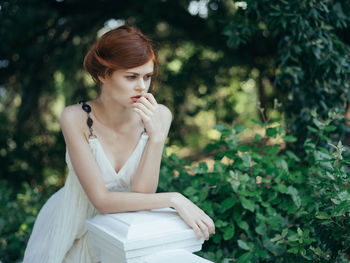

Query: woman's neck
[[91, 95, 136, 133]]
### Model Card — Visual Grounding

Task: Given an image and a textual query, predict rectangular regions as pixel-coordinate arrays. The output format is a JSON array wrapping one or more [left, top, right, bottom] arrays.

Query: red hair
[[83, 25, 159, 89]]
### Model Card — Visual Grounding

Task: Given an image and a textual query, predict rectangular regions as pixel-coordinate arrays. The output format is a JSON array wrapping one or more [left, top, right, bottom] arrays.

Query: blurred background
[[0, 0, 349, 261]]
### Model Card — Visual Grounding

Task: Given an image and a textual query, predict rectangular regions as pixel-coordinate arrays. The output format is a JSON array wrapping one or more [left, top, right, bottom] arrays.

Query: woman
[[23, 25, 215, 262]]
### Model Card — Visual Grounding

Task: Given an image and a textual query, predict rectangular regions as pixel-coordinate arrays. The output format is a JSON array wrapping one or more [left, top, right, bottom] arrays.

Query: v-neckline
[[88, 132, 148, 176]]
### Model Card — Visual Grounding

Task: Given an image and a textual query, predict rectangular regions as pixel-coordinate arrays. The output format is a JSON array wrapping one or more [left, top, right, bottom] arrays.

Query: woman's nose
[[136, 79, 146, 91]]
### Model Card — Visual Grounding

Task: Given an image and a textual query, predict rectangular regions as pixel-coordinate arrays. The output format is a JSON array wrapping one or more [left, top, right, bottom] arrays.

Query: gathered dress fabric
[[23, 127, 149, 263]]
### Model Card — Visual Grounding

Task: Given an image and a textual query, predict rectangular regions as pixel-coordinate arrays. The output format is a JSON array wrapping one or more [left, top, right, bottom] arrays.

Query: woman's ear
[[97, 74, 106, 84]]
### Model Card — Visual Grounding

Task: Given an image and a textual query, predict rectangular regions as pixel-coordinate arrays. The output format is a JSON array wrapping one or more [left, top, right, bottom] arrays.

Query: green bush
[[223, 0, 350, 150], [2, 106, 349, 262], [0, 182, 52, 262], [160, 107, 350, 262]]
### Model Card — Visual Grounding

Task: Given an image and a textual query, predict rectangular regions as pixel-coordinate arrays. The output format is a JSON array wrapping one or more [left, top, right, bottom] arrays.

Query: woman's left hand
[[131, 93, 171, 143]]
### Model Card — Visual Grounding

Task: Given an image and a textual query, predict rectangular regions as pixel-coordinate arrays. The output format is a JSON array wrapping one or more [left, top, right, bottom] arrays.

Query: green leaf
[[251, 119, 266, 127], [220, 196, 237, 212], [215, 219, 228, 228], [213, 233, 221, 244], [237, 220, 249, 231], [297, 227, 303, 236], [266, 206, 276, 216], [315, 212, 330, 219], [198, 188, 208, 202], [204, 143, 220, 152], [285, 150, 301, 162], [332, 200, 350, 217], [282, 135, 297, 142], [263, 236, 286, 256], [287, 186, 301, 208], [184, 186, 197, 196], [331, 198, 341, 205], [282, 228, 288, 237], [270, 234, 283, 243], [237, 145, 250, 152], [278, 125, 284, 134], [276, 183, 288, 193], [324, 125, 337, 132], [255, 134, 262, 141], [214, 124, 228, 133], [306, 125, 318, 133], [288, 234, 299, 242], [223, 224, 235, 240], [234, 125, 245, 134], [255, 222, 267, 235], [287, 247, 299, 254], [267, 214, 284, 230], [275, 159, 288, 172], [238, 239, 251, 250], [241, 153, 252, 168], [266, 127, 278, 138], [239, 196, 255, 212], [236, 252, 253, 263]]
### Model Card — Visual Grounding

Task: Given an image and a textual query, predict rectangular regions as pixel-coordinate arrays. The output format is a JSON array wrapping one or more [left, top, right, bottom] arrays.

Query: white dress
[[23, 128, 149, 263]]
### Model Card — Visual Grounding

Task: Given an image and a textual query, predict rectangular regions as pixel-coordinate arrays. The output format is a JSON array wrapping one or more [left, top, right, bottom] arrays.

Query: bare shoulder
[[158, 104, 173, 122], [59, 104, 109, 213], [60, 104, 85, 127], [60, 104, 88, 141]]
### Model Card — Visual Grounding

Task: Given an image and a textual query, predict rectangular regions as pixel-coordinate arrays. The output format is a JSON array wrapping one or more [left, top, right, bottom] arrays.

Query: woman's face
[[99, 59, 154, 108]]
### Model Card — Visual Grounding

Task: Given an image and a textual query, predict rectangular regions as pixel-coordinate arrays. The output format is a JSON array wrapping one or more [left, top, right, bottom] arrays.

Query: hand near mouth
[[131, 93, 171, 143]]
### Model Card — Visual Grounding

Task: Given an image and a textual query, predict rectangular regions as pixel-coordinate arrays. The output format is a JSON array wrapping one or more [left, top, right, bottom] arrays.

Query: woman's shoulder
[[60, 104, 86, 126], [60, 104, 89, 140], [158, 104, 173, 121]]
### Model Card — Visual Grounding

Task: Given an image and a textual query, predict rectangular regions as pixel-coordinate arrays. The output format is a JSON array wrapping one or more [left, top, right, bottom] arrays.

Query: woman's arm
[[60, 104, 214, 240], [60, 105, 174, 213], [131, 103, 172, 193]]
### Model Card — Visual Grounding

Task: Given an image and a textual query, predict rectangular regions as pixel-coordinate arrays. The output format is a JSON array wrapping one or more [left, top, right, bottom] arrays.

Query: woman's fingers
[[172, 193, 215, 241], [143, 93, 158, 106], [197, 220, 209, 240], [132, 108, 150, 122], [201, 215, 215, 235], [138, 96, 156, 112], [132, 102, 153, 116], [190, 222, 203, 240], [187, 211, 214, 240]]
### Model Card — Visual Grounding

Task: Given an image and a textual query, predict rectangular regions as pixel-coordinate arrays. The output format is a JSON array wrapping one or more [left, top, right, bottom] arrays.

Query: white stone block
[[86, 208, 212, 263]]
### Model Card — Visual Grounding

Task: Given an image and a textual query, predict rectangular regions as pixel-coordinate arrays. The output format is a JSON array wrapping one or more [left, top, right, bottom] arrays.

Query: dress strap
[[78, 100, 97, 139], [141, 119, 147, 135]]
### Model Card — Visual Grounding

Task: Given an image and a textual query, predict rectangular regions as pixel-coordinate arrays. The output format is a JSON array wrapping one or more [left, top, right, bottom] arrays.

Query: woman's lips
[[131, 95, 142, 102]]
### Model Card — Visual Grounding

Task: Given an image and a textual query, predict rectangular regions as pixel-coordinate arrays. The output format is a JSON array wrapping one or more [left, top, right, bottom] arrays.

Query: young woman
[[23, 25, 215, 262]]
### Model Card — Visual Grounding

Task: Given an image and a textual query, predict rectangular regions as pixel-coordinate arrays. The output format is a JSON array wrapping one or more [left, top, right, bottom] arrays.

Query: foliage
[[159, 106, 350, 262], [1, 0, 349, 192], [223, 0, 350, 150], [0, 0, 253, 188], [2, 104, 349, 262], [0, 181, 53, 262], [1, 0, 349, 261]]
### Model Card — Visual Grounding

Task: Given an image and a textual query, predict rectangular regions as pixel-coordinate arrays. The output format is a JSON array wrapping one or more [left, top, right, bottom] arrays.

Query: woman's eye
[[126, 76, 136, 80], [145, 75, 153, 80]]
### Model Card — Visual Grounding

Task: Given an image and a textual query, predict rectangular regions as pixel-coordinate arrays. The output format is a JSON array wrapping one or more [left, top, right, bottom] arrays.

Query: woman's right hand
[[170, 193, 215, 240]]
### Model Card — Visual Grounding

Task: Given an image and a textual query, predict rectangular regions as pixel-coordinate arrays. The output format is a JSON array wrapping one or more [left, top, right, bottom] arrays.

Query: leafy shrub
[[160, 108, 350, 262], [2, 107, 349, 262], [0, 182, 52, 262], [223, 0, 350, 150]]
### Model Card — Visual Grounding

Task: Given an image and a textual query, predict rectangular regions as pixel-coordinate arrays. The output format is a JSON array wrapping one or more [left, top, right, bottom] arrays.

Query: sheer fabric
[[23, 133, 149, 263]]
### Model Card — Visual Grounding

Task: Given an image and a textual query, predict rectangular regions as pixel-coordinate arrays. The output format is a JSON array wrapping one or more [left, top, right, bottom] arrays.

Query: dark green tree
[[0, 0, 241, 187], [223, 0, 350, 151]]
